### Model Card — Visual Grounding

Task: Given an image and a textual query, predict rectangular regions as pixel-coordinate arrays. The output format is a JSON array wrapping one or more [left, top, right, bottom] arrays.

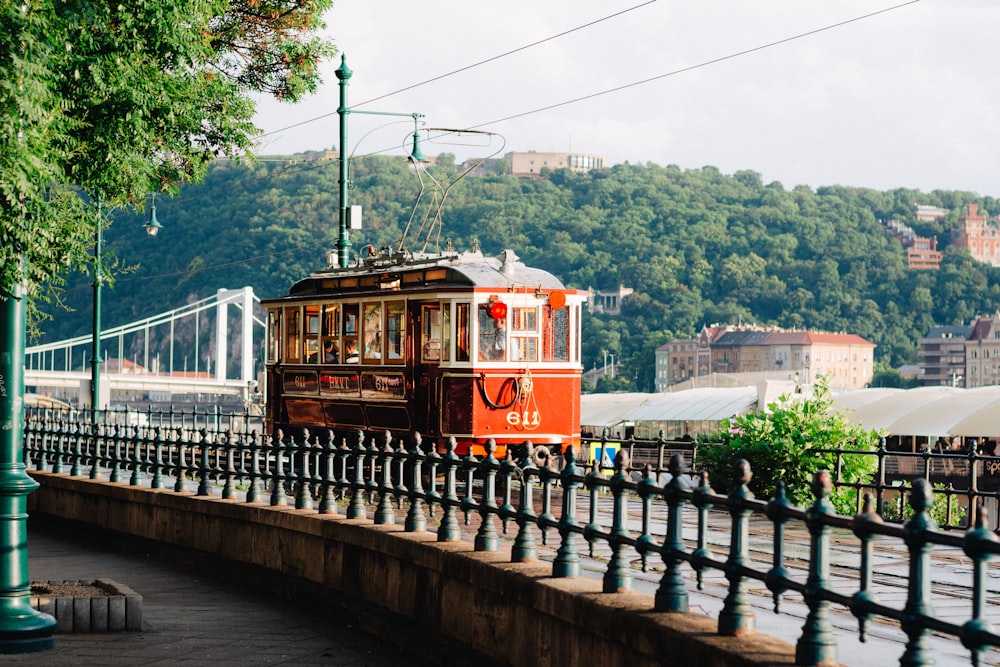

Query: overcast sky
[[252, 0, 1000, 198]]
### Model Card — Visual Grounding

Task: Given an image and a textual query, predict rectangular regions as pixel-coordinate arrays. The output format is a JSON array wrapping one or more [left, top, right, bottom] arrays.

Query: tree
[[0, 3, 334, 647], [2, 0, 335, 310], [695, 380, 881, 514]]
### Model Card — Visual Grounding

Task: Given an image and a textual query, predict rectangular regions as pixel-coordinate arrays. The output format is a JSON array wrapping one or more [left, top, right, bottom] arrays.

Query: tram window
[[512, 307, 537, 332], [441, 305, 451, 362], [511, 337, 537, 362], [455, 303, 470, 362], [542, 305, 569, 361], [284, 307, 301, 363], [344, 304, 358, 335], [422, 304, 442, 362], [267, 310, 280, 363], [363, 303, 383, 362], [386, 301, 404, 363], [343, 304, 359, 363], [304, 305, 320, 363], [478, 307, 506, 361]]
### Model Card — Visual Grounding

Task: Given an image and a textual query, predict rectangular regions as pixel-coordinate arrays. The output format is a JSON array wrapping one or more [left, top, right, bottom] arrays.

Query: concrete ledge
[[30, 579, 142, 633], [27, 472, 799, 666]]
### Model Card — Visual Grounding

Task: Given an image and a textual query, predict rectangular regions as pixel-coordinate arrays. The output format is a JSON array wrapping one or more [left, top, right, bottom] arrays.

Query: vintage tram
[[261, 244, 586, 456]]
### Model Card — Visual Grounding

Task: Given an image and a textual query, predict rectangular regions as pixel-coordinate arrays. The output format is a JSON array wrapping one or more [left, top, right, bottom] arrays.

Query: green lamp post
[[334, 55, 426, 268], [89, 196, 162, 420], [0, 268, 57, 653]]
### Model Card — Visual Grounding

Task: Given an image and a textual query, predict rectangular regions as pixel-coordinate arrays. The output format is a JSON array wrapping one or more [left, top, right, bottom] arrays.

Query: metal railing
[[21, 410, 1000, 667]]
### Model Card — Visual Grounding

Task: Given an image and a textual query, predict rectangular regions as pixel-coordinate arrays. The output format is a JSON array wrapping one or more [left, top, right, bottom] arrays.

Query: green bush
[[880, 484, 967, 527], [696, 379, 881, 515]]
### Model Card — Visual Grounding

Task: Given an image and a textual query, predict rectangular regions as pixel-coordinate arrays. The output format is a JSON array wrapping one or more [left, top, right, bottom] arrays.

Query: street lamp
[[334, 55, 426, 268], [90, 196, 161, 421]]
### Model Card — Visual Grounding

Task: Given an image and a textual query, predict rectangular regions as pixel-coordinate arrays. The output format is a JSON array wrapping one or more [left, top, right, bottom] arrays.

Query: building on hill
[[966, 312, 1000, 388], [884, 219, 941, 269], [915, 205, 948, 222], [654, 338, 696, 392], [952, 204, 1000, 267], [918, 324, 972, 387], [505, 151, 604, 178], [586, 286, 633, 315], [657, 325, 875, 391]]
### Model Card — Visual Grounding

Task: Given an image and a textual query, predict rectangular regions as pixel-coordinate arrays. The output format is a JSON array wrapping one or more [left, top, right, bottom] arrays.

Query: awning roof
[[581, 387, 758, 430], [831, 386, 1000, 437]]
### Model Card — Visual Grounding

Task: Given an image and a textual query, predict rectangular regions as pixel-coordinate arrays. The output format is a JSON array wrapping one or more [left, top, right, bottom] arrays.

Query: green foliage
[[695, 380, 881, 514], [880, 484, 967, 527], [34, 154, 1000, 380], [1, 0, 335, 320]]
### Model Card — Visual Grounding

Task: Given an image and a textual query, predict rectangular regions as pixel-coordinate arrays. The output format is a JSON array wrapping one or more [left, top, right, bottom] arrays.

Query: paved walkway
[[8, 522, 424, 666]]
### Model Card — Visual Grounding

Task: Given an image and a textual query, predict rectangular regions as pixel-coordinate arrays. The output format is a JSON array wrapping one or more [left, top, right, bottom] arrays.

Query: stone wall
[[27, 472, 797, 667]]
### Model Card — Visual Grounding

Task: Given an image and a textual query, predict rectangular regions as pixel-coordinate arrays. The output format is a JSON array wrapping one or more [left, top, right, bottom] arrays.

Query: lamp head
[[144, 196, 162, 237]]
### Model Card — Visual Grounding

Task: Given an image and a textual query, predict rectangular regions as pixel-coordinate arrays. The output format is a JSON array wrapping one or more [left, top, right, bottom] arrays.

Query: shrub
[[696, 379, 880, 515]]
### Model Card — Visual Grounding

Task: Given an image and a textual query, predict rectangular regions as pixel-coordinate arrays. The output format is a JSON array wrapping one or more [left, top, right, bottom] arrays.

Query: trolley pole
[[0, 273, 58, 653], [334, 55, 426, 269], [335, 55, 353, 269]]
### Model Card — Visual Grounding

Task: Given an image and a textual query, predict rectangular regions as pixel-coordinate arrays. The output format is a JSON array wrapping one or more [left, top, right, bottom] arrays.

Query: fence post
[[900, 478, 937, 667], [850, 493, 883, 642], [764, 482, 791, 613], [603, 449, 632, 593], [475, 439, 500, 551], [295, 430, 313, 511], [553, 445, 581, 578], [438, 437, 461, 541], [374, 432, 395, 525], [656, 453, 690, 611], [795, 470, 838, 666], [404, 433, 427, 532], [347, 430, 368, 520], [512, 458, 538, 563], [269, 430, 288, 506], [718, 459, 755, 636], [961, 502, 998, 667]]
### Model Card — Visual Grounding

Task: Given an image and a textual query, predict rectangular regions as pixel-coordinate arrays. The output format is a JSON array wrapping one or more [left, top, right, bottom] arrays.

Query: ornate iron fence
[[21, 409, 1000, 667]]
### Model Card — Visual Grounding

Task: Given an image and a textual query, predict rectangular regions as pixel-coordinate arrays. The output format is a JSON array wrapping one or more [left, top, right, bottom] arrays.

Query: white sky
[[252, 0, 1000, 197]]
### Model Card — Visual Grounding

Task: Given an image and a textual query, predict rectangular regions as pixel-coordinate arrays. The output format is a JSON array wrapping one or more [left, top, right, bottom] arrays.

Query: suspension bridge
[[24, 287, 264, 406]]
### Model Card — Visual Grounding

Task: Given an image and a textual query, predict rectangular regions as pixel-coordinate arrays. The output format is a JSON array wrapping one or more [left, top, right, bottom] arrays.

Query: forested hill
[[43, 153, 1000, 391]]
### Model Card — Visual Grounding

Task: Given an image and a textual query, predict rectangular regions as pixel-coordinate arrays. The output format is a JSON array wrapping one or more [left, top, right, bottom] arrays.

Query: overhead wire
[[132, 1, 919, 281], [255, 0, 659, 140]]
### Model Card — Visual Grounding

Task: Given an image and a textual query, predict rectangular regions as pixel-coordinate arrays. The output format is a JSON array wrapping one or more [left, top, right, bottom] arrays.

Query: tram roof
[[277, 248, 569, 299]]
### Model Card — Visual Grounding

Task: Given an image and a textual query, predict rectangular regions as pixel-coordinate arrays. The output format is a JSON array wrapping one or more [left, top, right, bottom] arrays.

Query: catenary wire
[[131, 1, 920, 280]]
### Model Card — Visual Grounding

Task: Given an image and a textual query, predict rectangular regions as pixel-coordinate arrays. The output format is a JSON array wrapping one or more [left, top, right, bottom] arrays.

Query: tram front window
[[478, 307, 506, 361]]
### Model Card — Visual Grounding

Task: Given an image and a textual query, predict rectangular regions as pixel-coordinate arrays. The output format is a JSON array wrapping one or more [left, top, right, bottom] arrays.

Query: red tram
[[262, 245, 585, 456]]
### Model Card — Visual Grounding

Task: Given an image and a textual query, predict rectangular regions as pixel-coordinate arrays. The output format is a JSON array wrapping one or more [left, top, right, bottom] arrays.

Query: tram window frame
[[363, 302, 383, 363], [343, 303, 359, 363], [421, 304, 443, 363], [267, 310, 280, 363], [304, 305, 321, 363], [321, 304, 341, 364], [386, 301, 405, 363], [542, 304, 570, 362], [478, 306, 506, 362], [284, 307, 302, 363], [455, 303, 470, 362], [510, 306, 538, 362]]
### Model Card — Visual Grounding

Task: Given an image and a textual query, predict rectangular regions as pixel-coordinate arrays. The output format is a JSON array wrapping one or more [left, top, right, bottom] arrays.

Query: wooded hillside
[[42, 154, 1000, 392]]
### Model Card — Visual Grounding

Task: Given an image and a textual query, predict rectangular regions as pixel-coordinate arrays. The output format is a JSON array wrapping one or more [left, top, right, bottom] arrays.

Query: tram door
[[410, 302, 444, 438]]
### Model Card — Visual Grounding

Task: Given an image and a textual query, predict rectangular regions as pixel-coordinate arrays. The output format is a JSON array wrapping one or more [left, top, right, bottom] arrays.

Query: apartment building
[[966, 312, 1000, 388], [918, 324, 972, 387], [657, 325, 875, 391], [506, 151, 604, 178]]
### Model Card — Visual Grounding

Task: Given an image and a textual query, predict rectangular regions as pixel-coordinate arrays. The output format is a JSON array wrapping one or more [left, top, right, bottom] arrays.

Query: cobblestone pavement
[[8, 522, 426, 666]]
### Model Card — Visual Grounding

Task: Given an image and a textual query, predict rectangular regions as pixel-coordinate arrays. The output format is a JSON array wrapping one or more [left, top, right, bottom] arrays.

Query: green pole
[[335, 55, 352, 269], [0, 276, 57, 653], [91, 200, 103, 421]]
